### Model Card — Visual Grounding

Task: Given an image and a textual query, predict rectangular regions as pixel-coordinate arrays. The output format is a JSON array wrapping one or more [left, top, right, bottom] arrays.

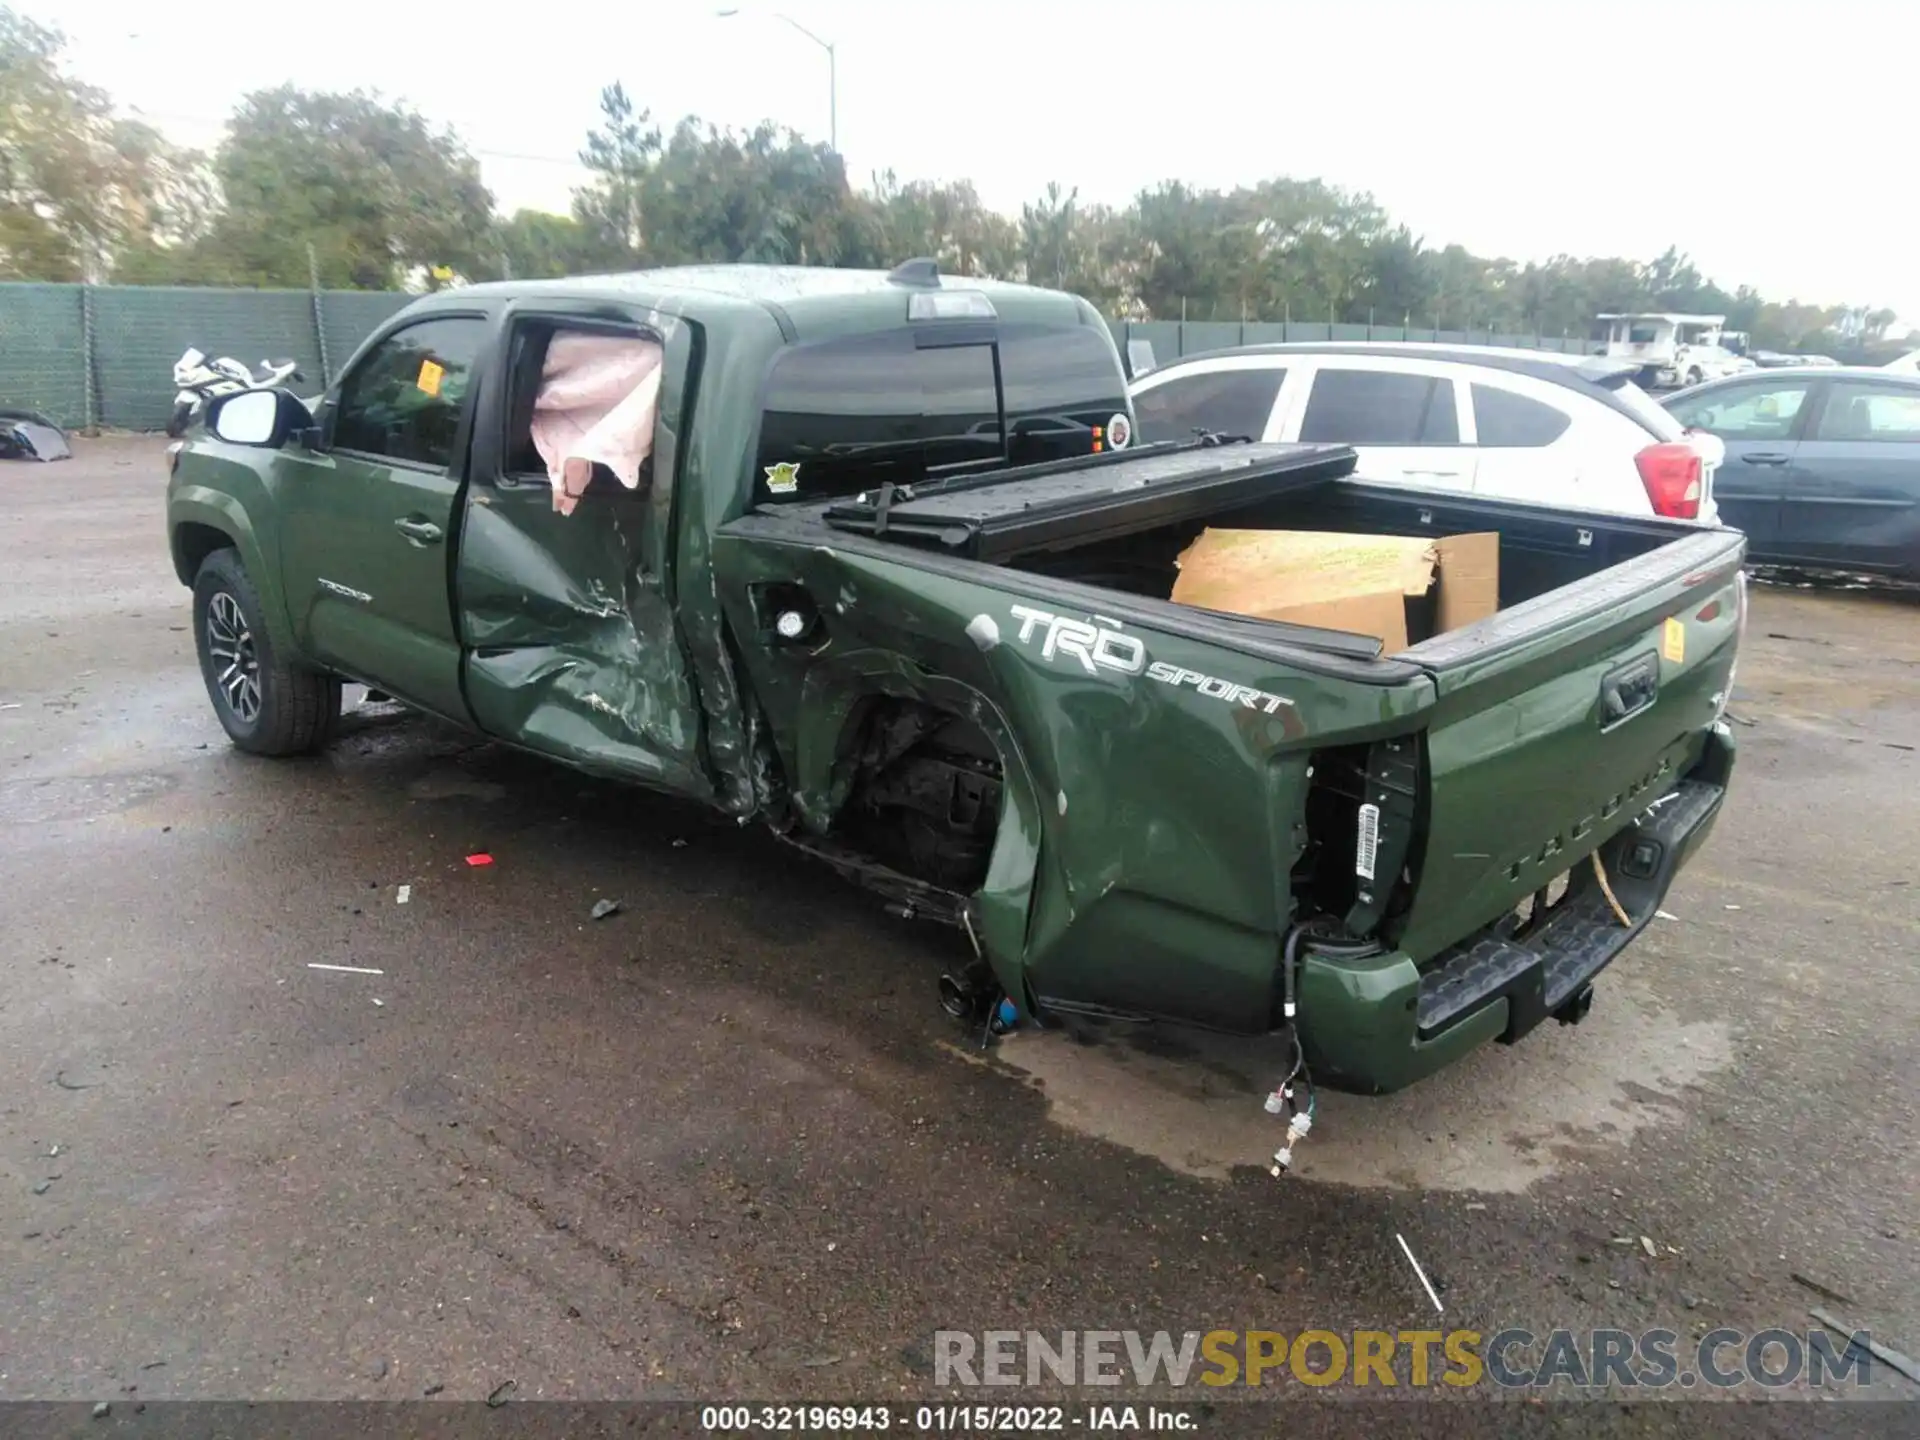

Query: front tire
[[1685, 368, 1703, 388], [192, 549, 340, 756], [165, 400, 196, 439]]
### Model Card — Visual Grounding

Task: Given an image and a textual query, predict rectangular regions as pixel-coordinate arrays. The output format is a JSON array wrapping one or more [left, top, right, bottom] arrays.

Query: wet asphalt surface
[[1, 436, 1916, 1429]]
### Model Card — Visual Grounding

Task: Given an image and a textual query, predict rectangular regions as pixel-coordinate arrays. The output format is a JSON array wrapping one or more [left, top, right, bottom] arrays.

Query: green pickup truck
[[166, 263, 1744, 1097]]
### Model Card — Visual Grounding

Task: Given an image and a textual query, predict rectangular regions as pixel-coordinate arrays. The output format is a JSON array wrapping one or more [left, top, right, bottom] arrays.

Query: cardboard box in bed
[[1170, 529, 1500, 652]]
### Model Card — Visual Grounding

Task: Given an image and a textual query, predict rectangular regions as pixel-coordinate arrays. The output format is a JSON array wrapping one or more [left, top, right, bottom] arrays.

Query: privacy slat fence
[[1, 282, 1602, 432]]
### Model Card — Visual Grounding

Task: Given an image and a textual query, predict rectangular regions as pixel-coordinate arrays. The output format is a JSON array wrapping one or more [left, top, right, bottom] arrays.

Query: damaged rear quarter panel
[[709, 529, 1436, 1030]]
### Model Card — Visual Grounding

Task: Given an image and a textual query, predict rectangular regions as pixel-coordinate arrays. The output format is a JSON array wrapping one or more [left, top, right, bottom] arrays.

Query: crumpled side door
[[454, 303, 711, 799]]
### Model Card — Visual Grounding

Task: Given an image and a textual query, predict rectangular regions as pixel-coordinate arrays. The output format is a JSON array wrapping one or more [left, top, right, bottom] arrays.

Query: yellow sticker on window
[[416, 359, 445, 397], [1661, 617, 1685, 664]]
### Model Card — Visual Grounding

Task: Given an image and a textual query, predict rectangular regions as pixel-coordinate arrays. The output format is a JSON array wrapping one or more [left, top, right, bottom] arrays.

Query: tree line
[[0, 7, 1904, 356]]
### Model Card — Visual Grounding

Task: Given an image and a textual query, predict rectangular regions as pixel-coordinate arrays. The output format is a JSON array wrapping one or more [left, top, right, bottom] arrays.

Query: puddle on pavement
[[406, 768, 510, 802], [0, 769, 178, 824], [987, 983, 1732, 1193]]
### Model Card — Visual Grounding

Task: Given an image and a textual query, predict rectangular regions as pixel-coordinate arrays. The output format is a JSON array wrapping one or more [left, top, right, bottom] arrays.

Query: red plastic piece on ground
[[465, 853, 494, 866]]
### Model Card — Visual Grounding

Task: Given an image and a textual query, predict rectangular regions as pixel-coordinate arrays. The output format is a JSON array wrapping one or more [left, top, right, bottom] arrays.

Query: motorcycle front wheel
[[165, 400, 197, 439]]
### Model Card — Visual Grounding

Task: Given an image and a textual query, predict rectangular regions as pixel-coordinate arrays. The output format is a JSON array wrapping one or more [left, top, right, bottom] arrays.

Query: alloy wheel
[[205, 591, 262, 723]]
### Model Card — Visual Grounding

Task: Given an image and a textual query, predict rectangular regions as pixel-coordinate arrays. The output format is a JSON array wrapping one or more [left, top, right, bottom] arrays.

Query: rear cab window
[[753, 324, 1127, 505], [1299, 368, 1458, 445]]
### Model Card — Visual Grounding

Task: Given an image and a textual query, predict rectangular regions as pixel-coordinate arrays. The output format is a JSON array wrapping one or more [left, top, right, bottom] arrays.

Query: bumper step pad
[[1415, 779, 1723, 1042]]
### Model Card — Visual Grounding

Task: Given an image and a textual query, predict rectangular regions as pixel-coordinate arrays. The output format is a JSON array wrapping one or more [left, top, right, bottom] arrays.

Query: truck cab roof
[[438, 264, 1104, 343]]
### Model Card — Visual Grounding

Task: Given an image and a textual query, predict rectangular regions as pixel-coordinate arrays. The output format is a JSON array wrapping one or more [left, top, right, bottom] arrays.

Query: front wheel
[[192, 549, 340, 756], [165, 400, 196, 438], [1685, 368, 1703, 387]]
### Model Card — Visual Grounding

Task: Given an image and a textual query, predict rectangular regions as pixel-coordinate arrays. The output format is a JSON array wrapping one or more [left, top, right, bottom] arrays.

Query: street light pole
[[826, 38, 837, 154], [716, 8, 837, 152]]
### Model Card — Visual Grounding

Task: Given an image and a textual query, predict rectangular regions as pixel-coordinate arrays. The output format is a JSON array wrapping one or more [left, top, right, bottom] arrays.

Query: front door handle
[[394, 517, 443, 545], [1740, 452, 1789, 466]]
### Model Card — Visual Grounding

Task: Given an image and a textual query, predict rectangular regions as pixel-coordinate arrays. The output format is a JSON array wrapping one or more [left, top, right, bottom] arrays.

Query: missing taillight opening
[[1292, 737, 1424, 942], [1635, 442, 1703, 520]]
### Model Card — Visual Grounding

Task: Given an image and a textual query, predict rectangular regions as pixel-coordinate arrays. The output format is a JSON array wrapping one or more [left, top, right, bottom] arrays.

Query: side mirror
[[206, 388, 313, 449]]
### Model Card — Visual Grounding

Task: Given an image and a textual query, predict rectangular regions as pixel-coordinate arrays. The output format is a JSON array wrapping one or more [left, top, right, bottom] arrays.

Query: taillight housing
[[1636, 442, 1703, 519]]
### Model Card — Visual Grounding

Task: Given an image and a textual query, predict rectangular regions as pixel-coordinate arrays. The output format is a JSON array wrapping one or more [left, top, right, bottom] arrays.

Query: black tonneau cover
[[815, 440, 1357, 562]]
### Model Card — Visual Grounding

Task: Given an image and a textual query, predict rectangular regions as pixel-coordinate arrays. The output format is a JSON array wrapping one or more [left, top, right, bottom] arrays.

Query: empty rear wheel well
[[830, 697, 1006, 893], [173, 522, 235, 585]]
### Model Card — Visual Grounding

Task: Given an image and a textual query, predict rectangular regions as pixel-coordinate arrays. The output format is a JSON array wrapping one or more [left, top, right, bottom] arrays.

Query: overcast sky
[[51, 0, 1920, 323]]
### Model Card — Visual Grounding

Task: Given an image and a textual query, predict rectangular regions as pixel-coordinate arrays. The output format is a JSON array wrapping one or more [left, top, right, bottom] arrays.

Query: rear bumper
[[1296, 725, 1736, 1095]]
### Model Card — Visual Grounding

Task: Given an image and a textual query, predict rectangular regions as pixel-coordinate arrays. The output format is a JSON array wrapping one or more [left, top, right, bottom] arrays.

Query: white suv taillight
[[1635, 442, 1703, 519]]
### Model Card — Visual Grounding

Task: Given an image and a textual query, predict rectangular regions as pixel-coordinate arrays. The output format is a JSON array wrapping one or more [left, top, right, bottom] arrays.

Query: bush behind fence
[[0, 282, 1604, 432]]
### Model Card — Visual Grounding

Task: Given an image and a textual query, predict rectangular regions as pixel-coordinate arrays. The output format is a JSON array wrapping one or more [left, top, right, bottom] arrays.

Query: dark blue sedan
[[1664, 367, 1920, 576]]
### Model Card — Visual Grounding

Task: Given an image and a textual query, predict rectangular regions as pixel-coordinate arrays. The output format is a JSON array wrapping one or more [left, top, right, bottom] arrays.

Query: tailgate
[[1389, 528, 1745, 959]]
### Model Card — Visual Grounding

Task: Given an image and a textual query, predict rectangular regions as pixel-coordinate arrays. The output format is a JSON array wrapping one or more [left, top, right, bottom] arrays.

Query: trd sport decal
[[999, 604, 1294, 714]]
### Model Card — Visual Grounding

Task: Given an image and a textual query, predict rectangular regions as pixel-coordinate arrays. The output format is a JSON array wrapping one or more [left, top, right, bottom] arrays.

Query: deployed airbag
[[529, 334, 663, 515]]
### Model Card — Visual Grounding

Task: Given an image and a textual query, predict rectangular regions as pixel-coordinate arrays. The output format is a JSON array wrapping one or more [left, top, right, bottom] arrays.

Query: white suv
[[1128, 344, 1723, 523]]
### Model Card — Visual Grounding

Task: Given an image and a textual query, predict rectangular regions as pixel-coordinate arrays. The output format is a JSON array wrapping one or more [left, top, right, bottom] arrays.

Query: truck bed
[[811, 439, 1716, 658]]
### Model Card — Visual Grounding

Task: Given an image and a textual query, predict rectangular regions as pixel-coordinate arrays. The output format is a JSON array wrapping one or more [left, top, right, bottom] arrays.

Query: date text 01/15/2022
[[699, 1405, 1198, 1431]]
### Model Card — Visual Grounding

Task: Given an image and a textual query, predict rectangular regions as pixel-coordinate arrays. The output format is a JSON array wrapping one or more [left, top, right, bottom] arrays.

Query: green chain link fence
[[0, 284, 89, 426], [1, 282, 1602, 431], [0, 282, 413, 430], [90, 287, 326, 431]]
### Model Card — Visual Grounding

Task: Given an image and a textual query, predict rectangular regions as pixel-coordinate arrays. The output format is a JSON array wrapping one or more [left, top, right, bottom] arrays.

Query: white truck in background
[[1598, 313, 1751, 391]]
